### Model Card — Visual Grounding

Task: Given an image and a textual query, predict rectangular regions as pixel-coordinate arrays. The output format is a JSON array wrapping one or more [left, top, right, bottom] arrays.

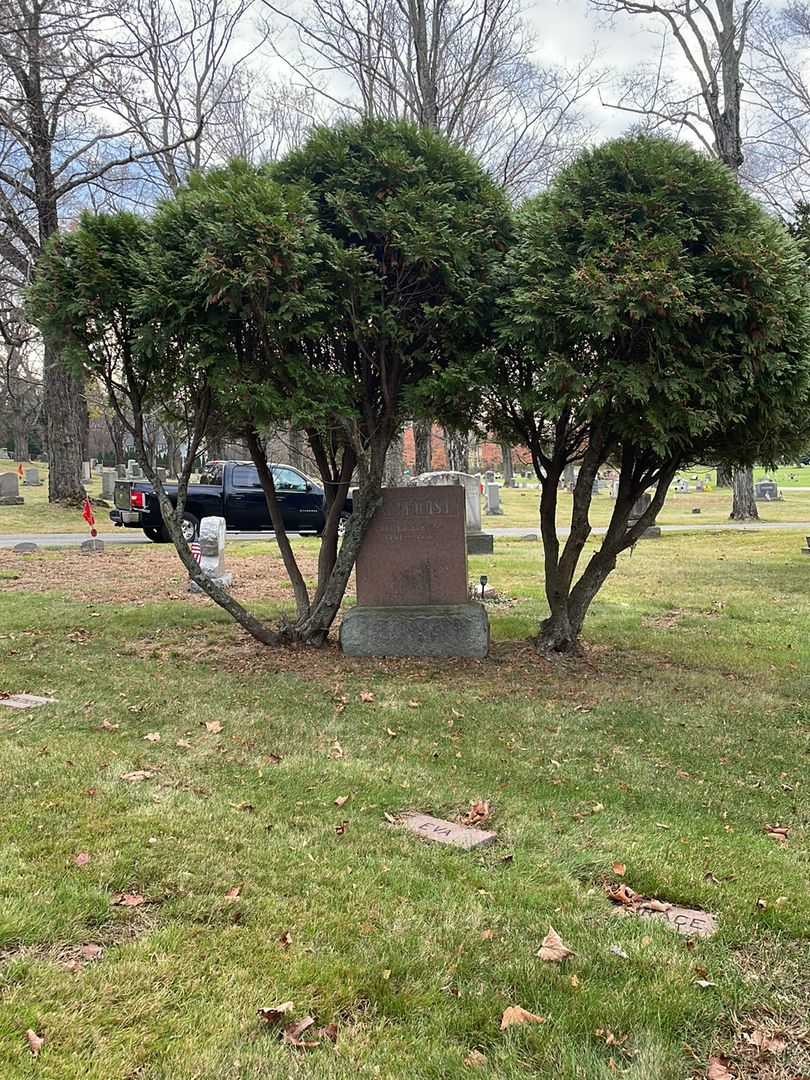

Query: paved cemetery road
[[0, 520, 808, 549]]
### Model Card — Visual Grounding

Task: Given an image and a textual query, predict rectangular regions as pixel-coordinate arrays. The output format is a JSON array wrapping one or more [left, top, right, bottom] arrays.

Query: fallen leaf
[[120, 770, 154, 783], [359, 691, 374, 703], [640, 898, 671, 914], [315, 1022, 338, 1044], [570, 974, 580, 988], [609, 945, 628, 959], [100, 720, 119, 732], [464, 1049, 488, 1067], [335, 821, 348, 836], [695, 979, 716, 989], [537, 926, 575, 963], [175, 739, 192, 749], [386, 727, 398, 737], [283, 1015, 317, 1047], [111, 892, 145, 907], [205, 720, 223, 734], [765, 824, 789, 844], [481, 928, 495, 941], [334, 795, 349, 807], [143, 732, 161, 742], [383, 811, 397, 824], [257, 1002, 294, 1025], [408, 700, 420, 708], [463, 799, 491, 826], [73, 851, 90, 867], [81, 943, 102, 960], [278, 931, 293, 949], [591, 802, 605, 813], [224, 885, 242, 900], [707, 1056, 734, 1080], [612, 862, 626, 877], [746, 1028, 786, 1055], [233, 802, 254, 812], [500, 1005, 545, 1029], [26, 1030, 44, 1058]]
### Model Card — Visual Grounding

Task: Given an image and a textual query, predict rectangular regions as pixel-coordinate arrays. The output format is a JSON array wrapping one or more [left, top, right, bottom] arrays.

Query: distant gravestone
[[802, 535, 810, 556], [128, 461, 142, 479], [341, 486, 488, 658], [0, 472, 24, 506], [0, 448, 8, 459], [116, 463, 127, 479], [101, 468, 117, 500], [755, 478, 779, 501], [24, 467, 40, 486], [12, 542, 38, 554], [412, 471, 493, 555], [188, 515, 232, 593], [81, 460, 91, 482], [485, 470, 496, 483], [400, 812, 496, 851], [156, 466, 168, 483], [485, 482, 502, 516], [80, 538, 105, 554], [628, 491, 661, 539]]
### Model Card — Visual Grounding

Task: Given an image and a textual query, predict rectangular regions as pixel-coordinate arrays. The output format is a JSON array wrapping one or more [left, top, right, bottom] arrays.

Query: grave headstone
[[81, 460, 91, 482], [128, 461, 142, 479], [94, 463, 103, 476], [0, 693, 56, 710], [485, 470, 496, 484], [0, 472, 24, 506], [340, 486, 488, 658], [116, 463, 127, 479], [156, 466, 168, 483], [101, 468, 117, 500], [412, 471, 493, 555], [802, 535, 810, 555], [485, 482, 502, 516], [24, 467, 40, 486], [621, 904, 717, 938], [188, 515, 232, 593], [628, 490, 661, 539], [80, 538, 105, 554], [754, 478, 779, 501], [591, 477, 603, 496], [400, 812, 496, 850], [0, 448, 8, 459]]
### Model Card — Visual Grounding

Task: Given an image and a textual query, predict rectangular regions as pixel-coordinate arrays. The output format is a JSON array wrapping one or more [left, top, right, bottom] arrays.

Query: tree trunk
[[288, 426, 305, 471], [501, 442, 514, 487], [444, 427, 470, 473], [716, 464, 732, 487], [413, 419, 432, 475], [44, 343, 87, 505], [730, 466, 758, 520], [13, 417, 28, 462]]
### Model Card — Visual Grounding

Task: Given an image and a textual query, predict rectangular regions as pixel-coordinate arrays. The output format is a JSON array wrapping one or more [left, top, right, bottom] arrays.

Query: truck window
[[273, 467, 308, 492], [200, 462, 224, 485], [232, 465, 261, 488]]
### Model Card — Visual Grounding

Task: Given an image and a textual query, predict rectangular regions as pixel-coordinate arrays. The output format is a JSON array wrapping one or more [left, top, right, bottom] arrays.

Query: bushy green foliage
[[494, 135, 810, 468]]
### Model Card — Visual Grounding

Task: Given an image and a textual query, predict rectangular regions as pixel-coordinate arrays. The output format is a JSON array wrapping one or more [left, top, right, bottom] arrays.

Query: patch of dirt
[[0, 907, 159, 970], [0, 544, 323, 605]]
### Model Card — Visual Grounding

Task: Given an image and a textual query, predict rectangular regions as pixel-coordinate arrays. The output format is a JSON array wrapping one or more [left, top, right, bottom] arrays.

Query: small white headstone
[[189, 515, 232, 592]]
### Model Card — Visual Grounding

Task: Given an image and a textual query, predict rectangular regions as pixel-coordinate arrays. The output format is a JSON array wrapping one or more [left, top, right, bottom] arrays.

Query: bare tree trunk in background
[[288, 426, 305, 470], [384, 431, 405, 486], [592, 0, 759, 521], [13, 418, 28, 461], [43, 345, 86, 503], [413, 420, 432, 474], [500, 442, 514, 486], [444, 428, 471, 473]]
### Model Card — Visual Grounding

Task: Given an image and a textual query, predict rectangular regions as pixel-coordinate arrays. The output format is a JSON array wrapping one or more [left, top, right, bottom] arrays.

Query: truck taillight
[[130, 490, 145, 509]]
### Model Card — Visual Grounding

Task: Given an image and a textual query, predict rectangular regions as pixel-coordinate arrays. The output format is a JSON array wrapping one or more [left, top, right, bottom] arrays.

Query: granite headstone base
[[0, 495, 24, 506], [467, 532, 494, 555], [188, 572, 233, 594], [340, 603, 489, 658]]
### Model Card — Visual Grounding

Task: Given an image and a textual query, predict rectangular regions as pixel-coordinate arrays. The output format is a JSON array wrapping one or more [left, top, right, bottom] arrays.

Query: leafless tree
[[266, 0, 599, 198], [0, 289, 42, 460], [591, 0, 762, 520]]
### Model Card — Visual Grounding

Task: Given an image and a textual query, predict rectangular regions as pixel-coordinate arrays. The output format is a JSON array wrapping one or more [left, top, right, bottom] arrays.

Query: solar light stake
[[479, 574, 488, 600]]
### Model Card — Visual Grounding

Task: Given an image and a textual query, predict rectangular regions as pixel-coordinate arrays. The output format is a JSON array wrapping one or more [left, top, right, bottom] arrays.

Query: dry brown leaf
[[224, 885, 242, 900], [257, 1002, 294, 1025], [639, 898, 671, 913], [481, 928, 495, 941], [73, 851, 90, 867], [746, 1028, 787, 1055], [464, 1049, 488, 1067], [283, 1016, 317, 1047], [611, 862, 626, 877], [335, 821, 348, 836], [386, 727, 398, 737], [463, 799, 491, 826], [26, 1029, 44, 1058], [143, 732, 161, 742], [315, 1023, 338, 1044], [81, 943, 102, 960], [330, 741, 344, 759], [765, 824, 789, 844], [383, 811, 397, 824], [334, 795, 349, 807], [707, 1056, 734, 1080], [100, 720, 119, 731], [570, 974, 580, 988], [500, 1005, 545, 1029], [606, 882, 640, 907], [537, 926, 575, 963], [407, 700, 420, 708], [278, 931, 292, 949], [120, 770, 154, 783], [205, 720, 223, 734], [175, 739, 192, 749], [111, 892, 145, 907], [359, 691, 374, 703]]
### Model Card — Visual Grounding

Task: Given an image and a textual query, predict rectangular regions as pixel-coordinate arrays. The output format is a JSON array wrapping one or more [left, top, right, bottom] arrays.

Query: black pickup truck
[[110, 460, 351, 542]]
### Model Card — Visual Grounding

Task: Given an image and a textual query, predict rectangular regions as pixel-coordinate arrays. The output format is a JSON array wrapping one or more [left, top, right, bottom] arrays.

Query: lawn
[[0, 532, 808, 1079]]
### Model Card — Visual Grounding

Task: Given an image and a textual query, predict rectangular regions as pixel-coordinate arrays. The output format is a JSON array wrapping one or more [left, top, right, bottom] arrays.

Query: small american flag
[[190, 541, 201, 564]]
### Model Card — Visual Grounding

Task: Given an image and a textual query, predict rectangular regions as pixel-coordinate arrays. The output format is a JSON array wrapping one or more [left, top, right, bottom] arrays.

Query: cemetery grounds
[[0, 475, 808, 1078]]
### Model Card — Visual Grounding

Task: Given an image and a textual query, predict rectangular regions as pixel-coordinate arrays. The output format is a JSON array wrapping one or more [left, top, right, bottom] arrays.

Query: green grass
[[0, 533, 808, 1078]]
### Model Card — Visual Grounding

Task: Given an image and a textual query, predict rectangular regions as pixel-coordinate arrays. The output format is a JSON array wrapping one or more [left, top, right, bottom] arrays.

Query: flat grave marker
[[400, 811, 496, 851], [0, 694, 56, 710], [620, 904, 717, 938]]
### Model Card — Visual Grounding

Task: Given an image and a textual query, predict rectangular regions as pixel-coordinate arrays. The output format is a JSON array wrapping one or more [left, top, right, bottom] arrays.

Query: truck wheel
[[143, 526, 169, 543], [180, 512, 200, 543]]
